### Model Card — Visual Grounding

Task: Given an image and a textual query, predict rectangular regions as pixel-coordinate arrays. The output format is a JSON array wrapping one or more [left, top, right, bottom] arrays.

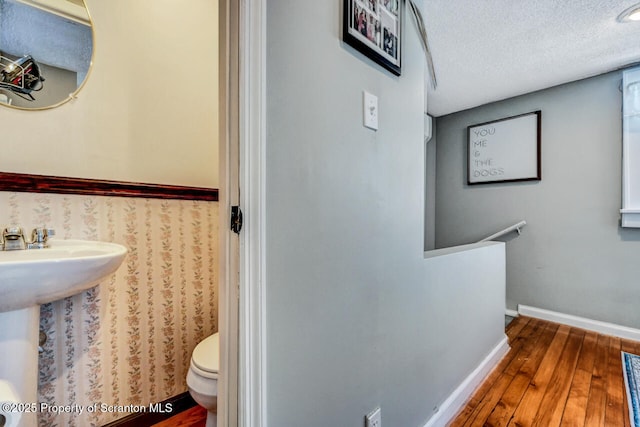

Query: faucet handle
[[31, 228, 55, 244], [3, 226, 23, 238]]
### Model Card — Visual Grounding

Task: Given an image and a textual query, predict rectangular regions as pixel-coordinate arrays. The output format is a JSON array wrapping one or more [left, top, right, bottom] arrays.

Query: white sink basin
[[0, 239, 127, 312]]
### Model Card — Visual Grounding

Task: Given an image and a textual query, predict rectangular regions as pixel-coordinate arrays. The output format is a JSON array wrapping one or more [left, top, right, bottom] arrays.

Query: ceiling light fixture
[[618, 3, 640, 22]]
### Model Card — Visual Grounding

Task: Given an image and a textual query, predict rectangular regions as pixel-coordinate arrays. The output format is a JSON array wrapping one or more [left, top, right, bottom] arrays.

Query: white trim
[[422, 336, 510, 427], [238, 0, 267, 426], [217, 0, 238, 425], [621, 210, 640, 228], [423, 241, 502, 259], [505, 309, 519, 318], [518, 305, 640, 342]]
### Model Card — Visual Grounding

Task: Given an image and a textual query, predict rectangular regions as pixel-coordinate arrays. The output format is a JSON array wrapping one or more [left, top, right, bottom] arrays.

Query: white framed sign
[[467, 111, 541, 185]]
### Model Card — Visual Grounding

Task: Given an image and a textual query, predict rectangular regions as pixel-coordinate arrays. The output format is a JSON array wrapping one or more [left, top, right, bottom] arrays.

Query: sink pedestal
[[0, 239, 127, 427], [0, 306, 40, 427]]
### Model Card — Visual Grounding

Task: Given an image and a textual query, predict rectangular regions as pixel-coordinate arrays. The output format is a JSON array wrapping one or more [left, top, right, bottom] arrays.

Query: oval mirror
[[0, 0, 93, 109]]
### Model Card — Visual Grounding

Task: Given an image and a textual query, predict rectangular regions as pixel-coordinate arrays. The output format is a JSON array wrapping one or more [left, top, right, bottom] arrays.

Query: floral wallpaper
[[1, 192, 218, 426]]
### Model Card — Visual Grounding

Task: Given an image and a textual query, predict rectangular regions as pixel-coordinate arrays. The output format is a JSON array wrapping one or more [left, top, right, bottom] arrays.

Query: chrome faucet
[[3, 226, 26, 251], [1, 226, 55, 250]]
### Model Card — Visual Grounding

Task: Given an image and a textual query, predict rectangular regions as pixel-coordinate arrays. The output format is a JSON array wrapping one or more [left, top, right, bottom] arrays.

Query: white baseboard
[[518, 305, 640, 342], [423, 336, 510, 427], [505, 309, 519, 318]]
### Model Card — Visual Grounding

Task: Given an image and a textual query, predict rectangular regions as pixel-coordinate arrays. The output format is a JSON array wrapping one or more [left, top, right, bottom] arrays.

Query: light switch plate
[[363, 91, 378, 130]]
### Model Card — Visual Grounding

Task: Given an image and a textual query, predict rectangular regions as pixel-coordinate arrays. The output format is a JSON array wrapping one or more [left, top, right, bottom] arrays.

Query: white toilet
[[187, 332, 219, 427]]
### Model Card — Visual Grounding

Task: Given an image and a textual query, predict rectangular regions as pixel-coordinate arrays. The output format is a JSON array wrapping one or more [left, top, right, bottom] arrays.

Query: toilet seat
[[191, 333, 219, 379]]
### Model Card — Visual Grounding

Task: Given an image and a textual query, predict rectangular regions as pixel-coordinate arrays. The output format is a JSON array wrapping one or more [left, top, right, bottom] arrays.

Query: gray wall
[[435, 70, 640, 328], [266, 1, 506, 426]]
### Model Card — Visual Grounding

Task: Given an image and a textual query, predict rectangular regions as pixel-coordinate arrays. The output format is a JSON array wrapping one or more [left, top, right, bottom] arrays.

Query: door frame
[[219, 0, 267, 426]]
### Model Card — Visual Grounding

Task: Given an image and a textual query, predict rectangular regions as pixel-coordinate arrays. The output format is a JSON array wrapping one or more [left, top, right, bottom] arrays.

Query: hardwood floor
[[449, 316, 640, 427], [151, 405, 207, 427], [150, 317, 639, 427]]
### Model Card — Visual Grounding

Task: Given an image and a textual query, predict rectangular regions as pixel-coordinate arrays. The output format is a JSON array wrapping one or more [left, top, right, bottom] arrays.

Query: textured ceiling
[[423, 0, 640, 116]]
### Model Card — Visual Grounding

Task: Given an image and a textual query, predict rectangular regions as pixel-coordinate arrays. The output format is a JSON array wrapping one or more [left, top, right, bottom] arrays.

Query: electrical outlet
[[365, 407, 381, 427]]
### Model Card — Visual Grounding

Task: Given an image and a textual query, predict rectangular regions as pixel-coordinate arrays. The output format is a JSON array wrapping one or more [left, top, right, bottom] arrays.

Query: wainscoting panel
[[0, 192, 218, 427]]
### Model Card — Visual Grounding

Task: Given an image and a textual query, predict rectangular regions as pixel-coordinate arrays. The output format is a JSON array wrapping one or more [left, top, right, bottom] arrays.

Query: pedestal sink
[[0, 239, 127, 427]]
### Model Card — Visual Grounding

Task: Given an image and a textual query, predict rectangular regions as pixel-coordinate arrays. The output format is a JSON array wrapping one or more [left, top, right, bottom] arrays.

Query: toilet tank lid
[[193, 332, 219, 373]]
